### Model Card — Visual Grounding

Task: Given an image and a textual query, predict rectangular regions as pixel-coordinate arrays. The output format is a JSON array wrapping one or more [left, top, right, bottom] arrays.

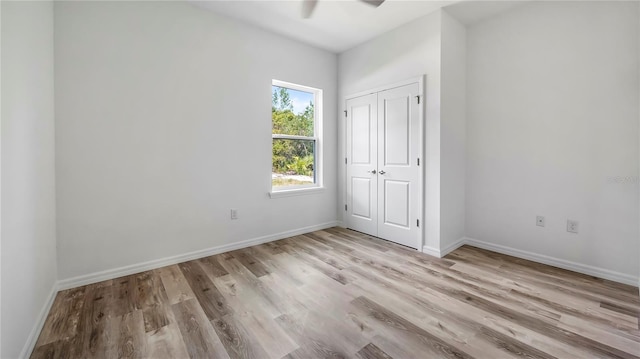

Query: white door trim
[[343, 75, 425, 250]]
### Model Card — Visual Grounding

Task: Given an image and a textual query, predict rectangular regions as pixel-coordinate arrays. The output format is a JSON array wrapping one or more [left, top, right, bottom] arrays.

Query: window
[[271, 80, 322, 195]]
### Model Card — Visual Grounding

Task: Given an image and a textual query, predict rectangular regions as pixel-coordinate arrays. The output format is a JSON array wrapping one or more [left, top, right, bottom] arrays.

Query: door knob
[[379, 170, 386, 175], [368, 170, 377, 174]]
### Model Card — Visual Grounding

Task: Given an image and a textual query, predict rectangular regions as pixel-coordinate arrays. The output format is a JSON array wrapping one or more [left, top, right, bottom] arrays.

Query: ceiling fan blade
[[301, 0, 318, 18], [361, 0, 385, 7]]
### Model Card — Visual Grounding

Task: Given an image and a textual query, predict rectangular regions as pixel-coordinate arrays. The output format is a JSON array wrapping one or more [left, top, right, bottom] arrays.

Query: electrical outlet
[[231, 209, 238, 220], [536, 216, 545, 227], [567, 220, 579, 233]]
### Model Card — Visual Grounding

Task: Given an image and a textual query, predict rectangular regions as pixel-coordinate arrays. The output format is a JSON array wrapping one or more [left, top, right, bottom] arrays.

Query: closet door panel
[[383, 96, 411, 166], [377, 83, 421, 249], [383, 180, 410, 228], [345, 93, 378, 237]]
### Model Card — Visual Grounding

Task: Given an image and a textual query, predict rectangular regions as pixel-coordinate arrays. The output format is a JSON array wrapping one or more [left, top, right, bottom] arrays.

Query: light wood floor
[[32, 227, 640, 358]]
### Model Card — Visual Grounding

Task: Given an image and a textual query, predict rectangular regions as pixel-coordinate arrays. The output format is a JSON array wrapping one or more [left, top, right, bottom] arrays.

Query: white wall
[[1, 3, 3, 355], [440, 10, 467, 252], [338, 11, 443, 250], [1, 1, 58, 357], [55, 1, 338, 280], [466, 1, 640, 279]]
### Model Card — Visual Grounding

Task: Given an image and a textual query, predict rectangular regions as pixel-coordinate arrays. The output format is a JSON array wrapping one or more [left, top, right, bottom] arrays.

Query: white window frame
[[269, 80, 323, 198]]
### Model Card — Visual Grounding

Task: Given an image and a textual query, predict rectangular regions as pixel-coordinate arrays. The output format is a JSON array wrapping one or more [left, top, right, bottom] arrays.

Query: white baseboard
[[422, 245, 441, 257], [20, 282, 58, 359], [58, 221, 339, 290], [422, 237, 466, 258], [422, 237, 638, 286], [464, 237, 639, 287], [440, 238, 466, 257]]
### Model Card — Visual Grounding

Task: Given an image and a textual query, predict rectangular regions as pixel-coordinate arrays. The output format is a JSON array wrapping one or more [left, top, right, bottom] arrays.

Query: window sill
[[269, 186, 325, 199]]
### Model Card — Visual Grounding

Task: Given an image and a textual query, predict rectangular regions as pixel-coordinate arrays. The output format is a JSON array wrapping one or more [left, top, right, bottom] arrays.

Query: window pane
[[272, 138, 315, 187], [272, 86, 314, 136]]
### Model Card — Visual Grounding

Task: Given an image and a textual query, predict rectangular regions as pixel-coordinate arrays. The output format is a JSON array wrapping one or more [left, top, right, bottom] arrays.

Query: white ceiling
[[189, 0, 527, 53], [190, 0, 454, 53], [444, 0, 526, 26]]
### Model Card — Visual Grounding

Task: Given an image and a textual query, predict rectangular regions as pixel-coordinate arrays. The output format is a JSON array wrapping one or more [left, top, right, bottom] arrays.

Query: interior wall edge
[[422, 236, 465, 258], [422, 245, 441, 258], [18, 282, 57, 359], [2, 0, 57, 357]]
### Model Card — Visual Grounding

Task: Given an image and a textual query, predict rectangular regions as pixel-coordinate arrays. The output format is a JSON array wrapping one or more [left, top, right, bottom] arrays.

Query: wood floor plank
[[356, 343, 394, 359], [417, 282, 604, 358], [145, 322, 190, 359], [601, 300, 640, 318], [31, 227, 640, 359], [495, 260, 640, 308], [197, 256, 230, 278], [449, 246, 640, 308], [345, 264, 599, 359], [282, 341, 346, 359], [262, 241, 285, 255], [288, 269, 360, 319], [80, 282, 114, 358], [451, 260, 640, 333], [351, 295, 475, 359], [298, 232, 337, 250], [258, 272, 308, 315], [341, 245, 618, 358], [178, 260, 232, 320], [211, 272, 299, 358], [211, 266, 282, 319], [516, 289, 639, 336], [233, 309, 299, 359], [142, 304, 173, 333], [35, 287, 86, 346], [295, 236, 351, 270], [112, 275, 139, 317], [211, 314, 270, 359], [455, 291, 640, 359], [250, 246, 307, 287], [110, 310, 147, 358], [219, 255, 305, 317], [396, 254, 638, 359], [471, 325, 557, 359], [368, 334, 425, 359], [171, 299, 230, 359], [281, 238, 354, 285], [229, 248, 271, 278], [323, 228, 390, 253], [156, 265, 196, 305], [465, 245, 638, 299], [133, 270, 168, 309], [399, 256, 565, 324], [30, 340, 74, 359], [275, 308, 369, 358], [346, 267, 493, 356], [558, 315, 640, 354]]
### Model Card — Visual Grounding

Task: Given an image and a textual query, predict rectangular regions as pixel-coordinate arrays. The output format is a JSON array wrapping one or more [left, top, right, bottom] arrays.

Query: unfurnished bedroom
[[2, 0, 639, 358]]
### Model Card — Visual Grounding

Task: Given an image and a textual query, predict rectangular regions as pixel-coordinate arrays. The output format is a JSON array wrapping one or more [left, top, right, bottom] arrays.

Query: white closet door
[[376, 83, 421, 249], [345, 82, 421, 249], [345, 93, 378, 237]]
